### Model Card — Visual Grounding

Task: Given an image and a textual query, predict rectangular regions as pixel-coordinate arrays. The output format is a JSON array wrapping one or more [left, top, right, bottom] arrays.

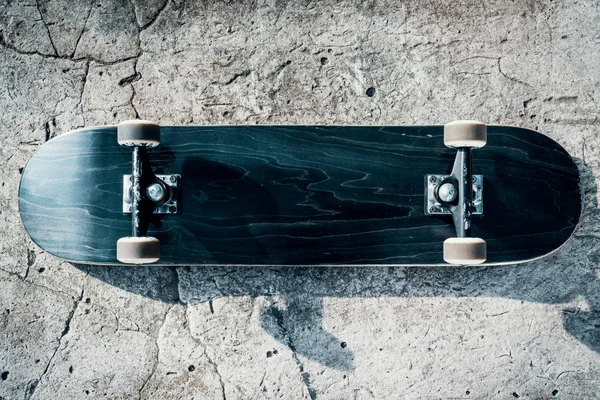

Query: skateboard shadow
[[75, 156, 599, 372]]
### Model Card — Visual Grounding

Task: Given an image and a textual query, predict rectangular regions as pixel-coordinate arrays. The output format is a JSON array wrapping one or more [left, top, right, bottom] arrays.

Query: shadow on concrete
[[75, 157, 599, 372]]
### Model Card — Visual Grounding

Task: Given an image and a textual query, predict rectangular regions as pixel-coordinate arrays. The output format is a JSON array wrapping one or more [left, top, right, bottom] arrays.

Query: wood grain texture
[[18, 125, 581, 266]]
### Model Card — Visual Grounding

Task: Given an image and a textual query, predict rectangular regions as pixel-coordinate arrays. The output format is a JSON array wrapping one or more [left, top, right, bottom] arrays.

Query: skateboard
[[18, 121, 582, 266]]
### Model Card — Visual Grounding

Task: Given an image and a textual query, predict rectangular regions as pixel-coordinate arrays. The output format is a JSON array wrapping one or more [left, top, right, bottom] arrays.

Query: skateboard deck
[[18, 125, 581, 266]]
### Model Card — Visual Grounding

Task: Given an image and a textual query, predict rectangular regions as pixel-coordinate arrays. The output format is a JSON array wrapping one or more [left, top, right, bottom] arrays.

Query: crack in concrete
[[172, 266, 183, 304], [127, 0, 140, 31], [137, 303, 175, 399], [30, 275, 88, 399], [211, 275, 226, 298], [497, 57, 532, 88], [223, 70, 252, 86], [75, 61, 90, 128], [129, 57, 141, 119], [23, 379, 38, 400], [71, 1, 94, 58], [43, 121, 51, 142], [204, 351, 227, 400], [34, 0, 58, 56], [23, 249, 37, 280], [269, 302, 317, 400], [42, 118, 58, 142], [0, 34, 140, 66], [141, 0, 170, 30], [121, 0, 143, 119], [0, 267, 76, 300], [0, 265, 27, 281], [183, 304, 203, 345], [118, 72, 142, 86]]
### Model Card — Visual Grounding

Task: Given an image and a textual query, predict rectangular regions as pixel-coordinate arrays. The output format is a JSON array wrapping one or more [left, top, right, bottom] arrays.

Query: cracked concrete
[[1, 0, 600, 398]]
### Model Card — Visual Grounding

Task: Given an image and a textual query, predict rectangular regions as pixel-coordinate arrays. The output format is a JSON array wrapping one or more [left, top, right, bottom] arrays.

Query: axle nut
[[438, 182, 457, 203], [146, 183, 166, 203]]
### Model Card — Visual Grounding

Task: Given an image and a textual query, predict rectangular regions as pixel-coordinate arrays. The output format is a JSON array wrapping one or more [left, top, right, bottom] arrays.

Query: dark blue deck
[[18, 125, 581, 265]]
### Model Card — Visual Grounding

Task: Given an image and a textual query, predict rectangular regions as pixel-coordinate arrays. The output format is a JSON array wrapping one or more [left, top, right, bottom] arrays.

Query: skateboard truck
[[116, 120, 178, 264], [425, 120, 487, 265], [122, 174, 180, 215]]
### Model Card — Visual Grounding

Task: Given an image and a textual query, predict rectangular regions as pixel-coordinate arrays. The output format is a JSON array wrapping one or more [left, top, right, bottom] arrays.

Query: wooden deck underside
[[18, 125, 581, 266]]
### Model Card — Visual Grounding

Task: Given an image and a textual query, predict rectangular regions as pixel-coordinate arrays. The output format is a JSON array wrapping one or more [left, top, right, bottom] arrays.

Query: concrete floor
[[1, 0, 600, 398]]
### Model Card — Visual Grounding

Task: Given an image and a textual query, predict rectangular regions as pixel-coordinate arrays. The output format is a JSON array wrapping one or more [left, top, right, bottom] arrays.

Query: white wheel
[[444, 120, 487, 148], [117, 120, 160, 147], [443, 237, 486, 265], [117, 237, 160, 264]]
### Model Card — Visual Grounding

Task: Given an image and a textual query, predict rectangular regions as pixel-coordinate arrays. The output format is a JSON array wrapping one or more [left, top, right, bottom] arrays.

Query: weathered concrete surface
[[1, 0, 599, 398]]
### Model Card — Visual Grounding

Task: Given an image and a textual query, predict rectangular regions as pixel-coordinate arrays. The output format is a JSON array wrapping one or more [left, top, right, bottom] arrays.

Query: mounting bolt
[[170, 176, 177, 183], [169, 205, 177, 214], [429, 176, 437, 183], [429, 206, 436, 213]]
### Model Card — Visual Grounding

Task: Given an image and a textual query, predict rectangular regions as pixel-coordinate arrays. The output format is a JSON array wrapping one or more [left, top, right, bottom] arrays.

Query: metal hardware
[[438, 182, 457, 203], [131, 147, 142, 236], [146, 183, 166, 203], [453, 147, 472, 237], [123, 174, 181, 215], [424, 174, 483, 216]]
